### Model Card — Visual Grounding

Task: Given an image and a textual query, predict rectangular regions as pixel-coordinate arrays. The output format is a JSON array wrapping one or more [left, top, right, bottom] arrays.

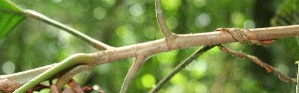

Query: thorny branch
[[155, 0, 176, 42], [4, 24, 299, 93], [2, 1, 299, 92], [218, 45, 296, 83]]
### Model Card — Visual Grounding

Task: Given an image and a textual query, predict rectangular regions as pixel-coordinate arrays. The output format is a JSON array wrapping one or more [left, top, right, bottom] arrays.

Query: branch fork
[[120, 54, 148, 93], [118, 0, 180, 90]]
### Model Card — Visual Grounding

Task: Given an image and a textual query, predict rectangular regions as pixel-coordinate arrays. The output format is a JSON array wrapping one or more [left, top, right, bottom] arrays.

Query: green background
[[1, 0, 298, 93]]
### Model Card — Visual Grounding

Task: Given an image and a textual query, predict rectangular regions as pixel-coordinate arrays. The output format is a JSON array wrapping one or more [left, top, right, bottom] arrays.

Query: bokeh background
[[1, 0, 299, 93]]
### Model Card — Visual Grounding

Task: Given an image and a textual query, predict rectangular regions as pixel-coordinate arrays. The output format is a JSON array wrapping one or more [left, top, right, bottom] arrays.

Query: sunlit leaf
[[0, 0, 25, 40]]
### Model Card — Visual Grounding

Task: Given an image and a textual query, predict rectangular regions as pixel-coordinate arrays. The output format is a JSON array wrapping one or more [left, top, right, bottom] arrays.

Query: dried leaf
[[263, 65, 274, 73], [82, 86, 93, 93], [68, 79, 83, 93], [261, 40, 276, 45], [50, 85, 59, 93], [0, 78, 21, 93], [61, 88, 75, 93]]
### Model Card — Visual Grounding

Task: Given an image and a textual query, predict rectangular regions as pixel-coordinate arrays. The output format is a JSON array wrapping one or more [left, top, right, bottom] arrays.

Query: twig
[[55, 65, 89, 91], [218, 45, 296, 83], [23, 9, 114, 50], [67, 79, 84, 93], [149, 46, 215, 93], [155, 0, 176, 42], [50, 84, 59, 93], [120, 55, 148, 93]]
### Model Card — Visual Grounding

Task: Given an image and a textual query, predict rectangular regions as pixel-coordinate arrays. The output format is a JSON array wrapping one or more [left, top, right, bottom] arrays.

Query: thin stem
[[13, 53, 96, 93], [218, 45, 296, 83], [155, 0, 176, 41], [23, 9, 114, 50], [55, 65, 89, 91], [149, 46, 215, 93], [120, 55, 148, 93]]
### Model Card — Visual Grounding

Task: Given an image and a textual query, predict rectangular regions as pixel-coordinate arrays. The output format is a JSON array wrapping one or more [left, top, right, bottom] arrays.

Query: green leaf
[[0, 0, 25, 40]]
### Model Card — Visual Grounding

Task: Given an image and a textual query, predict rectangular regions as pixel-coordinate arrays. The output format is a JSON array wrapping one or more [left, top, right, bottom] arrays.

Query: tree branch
[[23, 9, 114, 50], [149, 46, 215, 93], [120, 55, 148, 93], [3, 25, 299, 92]]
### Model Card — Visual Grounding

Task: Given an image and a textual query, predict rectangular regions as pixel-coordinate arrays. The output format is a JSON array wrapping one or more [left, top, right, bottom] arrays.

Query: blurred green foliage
[[0, 0, 299, 93], [0, 0, 25, 40]]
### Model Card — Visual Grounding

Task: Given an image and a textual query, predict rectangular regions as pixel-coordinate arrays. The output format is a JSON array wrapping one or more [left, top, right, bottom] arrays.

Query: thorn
[[155, 0, 176, 42]]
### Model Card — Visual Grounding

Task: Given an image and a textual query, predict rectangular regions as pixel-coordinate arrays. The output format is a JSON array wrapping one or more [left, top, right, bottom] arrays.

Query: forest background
[[1, 0, 298, 93]]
